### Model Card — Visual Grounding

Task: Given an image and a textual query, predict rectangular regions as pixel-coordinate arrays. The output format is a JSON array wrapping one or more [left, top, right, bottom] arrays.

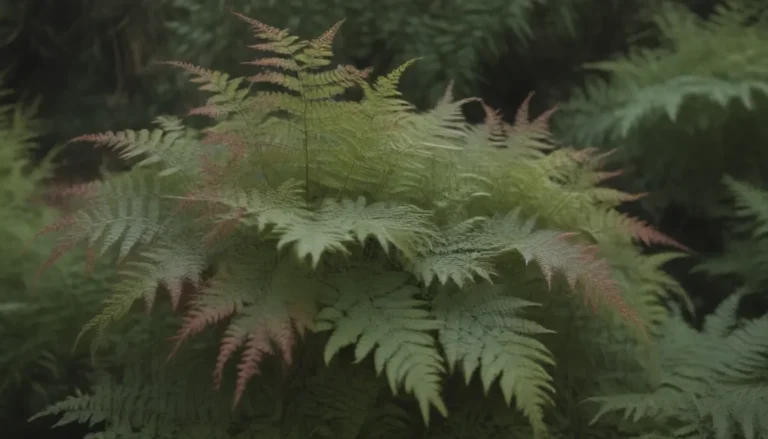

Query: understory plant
[[31, 12, 764, 439], [695, 177, 768, 296], [0, 87, 113, 434], [557, 0, 768, 218], [589, 178, 768, 439]]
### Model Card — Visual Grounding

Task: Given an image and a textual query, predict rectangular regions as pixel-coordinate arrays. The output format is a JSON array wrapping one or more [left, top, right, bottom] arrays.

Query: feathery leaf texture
[[558, 0, 768, 214], [588, 293, 768, 439], [32, 12, 687, 436], [434, 284, 555, 436]]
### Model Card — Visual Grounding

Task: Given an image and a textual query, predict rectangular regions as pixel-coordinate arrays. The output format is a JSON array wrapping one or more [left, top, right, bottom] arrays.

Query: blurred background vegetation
[[2, 0, 768, 436]]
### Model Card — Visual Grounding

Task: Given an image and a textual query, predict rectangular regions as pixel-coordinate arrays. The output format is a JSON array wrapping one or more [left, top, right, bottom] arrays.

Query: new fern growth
[[32, 12, 689, 438]]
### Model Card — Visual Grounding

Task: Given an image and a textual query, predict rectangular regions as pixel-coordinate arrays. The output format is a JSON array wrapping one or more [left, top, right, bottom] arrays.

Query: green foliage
[[0, 86, 114, 429], [28, 13, 700, 439], [160, 0, 655, 107], [695, 177, 768, 294], [557, 0, 768, 216], [588, 292, 768, 439]]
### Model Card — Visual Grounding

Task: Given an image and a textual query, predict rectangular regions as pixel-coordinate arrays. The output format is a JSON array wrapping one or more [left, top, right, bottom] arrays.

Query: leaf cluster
[[30, 13, 696, 439]]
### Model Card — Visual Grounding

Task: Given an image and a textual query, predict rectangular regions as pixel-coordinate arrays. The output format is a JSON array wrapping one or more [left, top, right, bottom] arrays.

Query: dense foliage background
[[2, 0, 767, 437]]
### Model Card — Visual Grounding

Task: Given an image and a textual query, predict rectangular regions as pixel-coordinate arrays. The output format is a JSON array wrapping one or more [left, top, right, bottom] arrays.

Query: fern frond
[[408, 209, 640, 324], [558, 0, 768, 214], [75, 241, 208, 350], [32, 172, 180, 283], [434, 284, 555, 437], [162, 61, 252, 119], [723, 175, 768, 237], [69, 116, 198, 177], [315, 268, 447, 425], [588, 293, 768, 439], [171, 248, 320, 405]]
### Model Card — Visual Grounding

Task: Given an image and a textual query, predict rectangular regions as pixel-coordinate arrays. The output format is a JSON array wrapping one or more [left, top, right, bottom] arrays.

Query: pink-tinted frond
[[203, 209, 247, 245], [310, 19, 345, 48], [268, 317, 296, 365], [246, 72, 294, 87], [32, 236, 79, 293], [233, 329, 272, 406], [242, 57, 298, 71], [188, 104, 225, 118], [168, 301, 241, 360], [230, 11, 285, 39], [213, 328, 247, 390], [625, 217, 691, 252]]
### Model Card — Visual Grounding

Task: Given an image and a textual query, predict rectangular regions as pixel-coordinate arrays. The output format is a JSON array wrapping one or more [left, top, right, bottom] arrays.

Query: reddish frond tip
[[213, 333, 244, 390], [166, 280, 183, 310], [32, 239, 78, 294], [311, 19, 346, 48], [271, 318, 296, 365], [233, 330, 272, 407], [43, 182, 99, 208], [530, 105, 558, 134], [515, 92, 535, 126], [338, 65, 373, 80], [582, 148, 617, 168], [627, 217, 691, 252], [513, 92, 558, 139], [23, 215, 74, 255], [593, 170, 625, 184], [188, 105, 223, 118], [479, 100, 506, 141], [168, 303, 238, 362], [230, 11, 284, 38], [620, 192, 648, 203], [68, 132, 113, 145]]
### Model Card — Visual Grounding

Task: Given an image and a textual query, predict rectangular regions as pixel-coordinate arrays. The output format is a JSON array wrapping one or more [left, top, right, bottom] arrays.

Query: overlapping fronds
[[558, 0, 768, 214], [695, 177, 768, 293], [33, 13, 690, 439], [588, 293, 768, 439]]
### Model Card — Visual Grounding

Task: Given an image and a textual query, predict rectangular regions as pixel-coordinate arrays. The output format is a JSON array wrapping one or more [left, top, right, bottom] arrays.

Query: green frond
[[696, 178, 768, 291], [69, 116, 199, 178], [558, 0, 768, 214], [723, 176, 768, 237], [588, 293, 768, 439], [31, 14, 697, 439], [434, 284, 555, 437], [75, 241, 208, 351], [163, 61, 252, 119], [315, 268, 447, 425]]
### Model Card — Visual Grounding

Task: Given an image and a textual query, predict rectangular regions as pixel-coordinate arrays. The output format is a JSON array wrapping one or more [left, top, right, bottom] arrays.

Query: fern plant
[[160, 0, 660, 108], [584, 180, 768, 439], [0, 86, 114, 434], [588, 291, 768, 439], [695, 176, 768, 295], [32, 12, 690, 438], [557, 0, 768, 218]]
